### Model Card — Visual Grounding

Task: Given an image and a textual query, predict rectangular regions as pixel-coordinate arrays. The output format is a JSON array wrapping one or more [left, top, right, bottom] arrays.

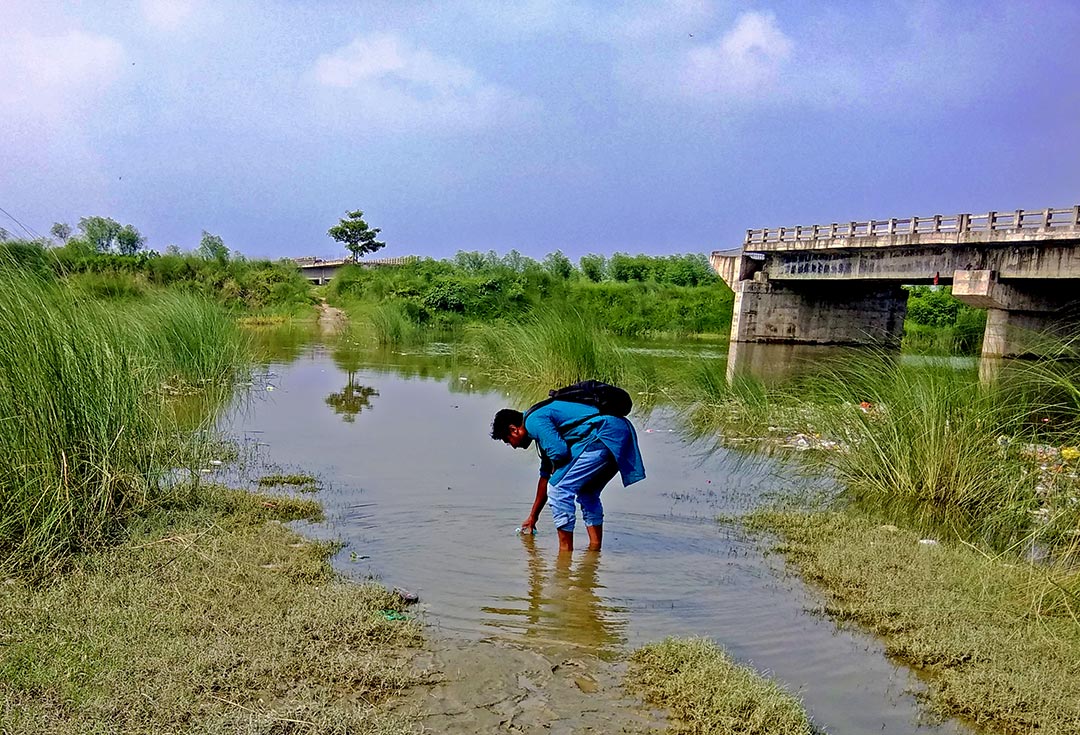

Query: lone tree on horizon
[[328, 210, 385, 262]]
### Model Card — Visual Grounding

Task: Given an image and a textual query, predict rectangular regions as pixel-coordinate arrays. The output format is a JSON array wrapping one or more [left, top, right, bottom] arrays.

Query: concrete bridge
[[294, 255, 418, 284], [711, 206, 1080, 357]]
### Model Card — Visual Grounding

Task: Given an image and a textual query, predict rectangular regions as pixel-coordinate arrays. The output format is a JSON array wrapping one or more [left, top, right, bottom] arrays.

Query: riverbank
[[0, 484, 422, 734], [747, 509, 1080, 735]]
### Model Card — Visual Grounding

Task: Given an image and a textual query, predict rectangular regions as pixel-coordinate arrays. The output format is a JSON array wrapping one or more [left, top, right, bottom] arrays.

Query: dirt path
[[317, 299, 347, 333], [399, 637, 667, 734]]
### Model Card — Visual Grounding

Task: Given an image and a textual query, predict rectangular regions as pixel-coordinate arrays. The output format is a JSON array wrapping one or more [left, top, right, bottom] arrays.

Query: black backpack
[[526, 380, 633, 418]]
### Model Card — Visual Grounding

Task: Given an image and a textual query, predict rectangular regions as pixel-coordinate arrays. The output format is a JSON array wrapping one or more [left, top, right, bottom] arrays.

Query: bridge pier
[[953, 270, 1080, 357], [730, 278, 908, 346]]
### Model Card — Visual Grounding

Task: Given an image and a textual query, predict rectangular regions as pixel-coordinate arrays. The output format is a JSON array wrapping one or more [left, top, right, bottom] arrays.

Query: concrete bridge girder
[[712, 227, 1080, 358], [730, 242, 1080, 284]]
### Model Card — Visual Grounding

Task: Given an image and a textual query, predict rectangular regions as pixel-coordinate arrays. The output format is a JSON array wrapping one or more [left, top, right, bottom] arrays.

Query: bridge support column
[[953, 270, 1080, 357], [730, 279, 908, 346]]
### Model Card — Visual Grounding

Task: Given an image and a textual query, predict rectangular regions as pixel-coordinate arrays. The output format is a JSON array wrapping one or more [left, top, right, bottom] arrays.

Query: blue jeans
[[548, 440, 619, 532]]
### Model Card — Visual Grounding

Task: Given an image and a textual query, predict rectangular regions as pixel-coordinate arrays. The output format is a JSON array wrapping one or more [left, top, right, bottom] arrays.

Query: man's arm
[[520, 476, 548, 533]]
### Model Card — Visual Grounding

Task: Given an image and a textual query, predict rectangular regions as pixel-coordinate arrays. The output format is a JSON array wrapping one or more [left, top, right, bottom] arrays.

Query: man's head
[[491, 408, 531, 449]]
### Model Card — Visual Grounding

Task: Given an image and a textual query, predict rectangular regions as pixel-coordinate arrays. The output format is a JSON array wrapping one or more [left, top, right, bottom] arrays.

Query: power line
[[0, 205, 43, 240]]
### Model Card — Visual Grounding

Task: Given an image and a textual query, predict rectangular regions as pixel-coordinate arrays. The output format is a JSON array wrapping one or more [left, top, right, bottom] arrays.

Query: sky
[[1, 0, 1078, 261]]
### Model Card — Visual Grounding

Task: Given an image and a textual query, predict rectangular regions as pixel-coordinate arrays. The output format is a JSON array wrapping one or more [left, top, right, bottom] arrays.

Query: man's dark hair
[[491, 408, 524, 441]]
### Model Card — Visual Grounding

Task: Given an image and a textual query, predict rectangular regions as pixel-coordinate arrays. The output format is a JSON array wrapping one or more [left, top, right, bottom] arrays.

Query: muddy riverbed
[[216, 341, 973, 734]]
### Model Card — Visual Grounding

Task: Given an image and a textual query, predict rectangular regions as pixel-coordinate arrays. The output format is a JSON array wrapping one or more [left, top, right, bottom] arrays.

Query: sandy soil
[[398, 637, 667, 734], [317, 300, 347, 333]]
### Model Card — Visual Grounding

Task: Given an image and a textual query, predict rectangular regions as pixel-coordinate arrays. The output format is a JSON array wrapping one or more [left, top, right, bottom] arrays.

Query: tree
[[328, 210, 385, 261], [542, 250, 574, 280], [77, 216, 145, 254], [78, 216, 122, 252], [50, 222, 72, 242], [198, 230, 230, 263], [116, 224, 145, 255], [579, 253, 606, 282]]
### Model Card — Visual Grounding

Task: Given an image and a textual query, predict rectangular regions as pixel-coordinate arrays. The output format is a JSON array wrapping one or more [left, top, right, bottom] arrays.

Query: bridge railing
[[745, 206, 1080, 246]]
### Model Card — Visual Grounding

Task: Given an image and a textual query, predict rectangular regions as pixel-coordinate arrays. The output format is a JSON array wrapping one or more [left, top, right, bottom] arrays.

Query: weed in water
[[257, 473, 320, 491], [466, 304, 628, 390]]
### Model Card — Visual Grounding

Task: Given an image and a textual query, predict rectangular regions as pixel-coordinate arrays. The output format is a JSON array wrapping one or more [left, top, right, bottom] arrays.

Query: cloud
[[679, 11, 792, 97], [608, 3, 1021, 116], [309, 33, 537, 132]]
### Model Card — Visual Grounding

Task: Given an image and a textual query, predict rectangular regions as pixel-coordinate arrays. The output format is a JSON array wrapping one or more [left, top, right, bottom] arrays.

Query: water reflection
[[725, 341, 868, 384], [325, 372, 379, 422], [481, 537, 627, 659]]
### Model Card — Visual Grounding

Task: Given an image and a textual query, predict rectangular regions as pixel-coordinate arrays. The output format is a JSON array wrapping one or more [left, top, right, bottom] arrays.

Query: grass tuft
[[627, 638, 813, 735]]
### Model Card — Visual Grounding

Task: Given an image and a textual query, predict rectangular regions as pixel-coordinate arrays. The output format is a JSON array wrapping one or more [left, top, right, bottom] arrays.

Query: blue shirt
[[523, 400, 646, 488]]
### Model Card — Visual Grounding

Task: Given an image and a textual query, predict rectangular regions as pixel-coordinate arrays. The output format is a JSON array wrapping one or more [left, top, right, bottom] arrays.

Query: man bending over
[[491, 399, 645, 552]]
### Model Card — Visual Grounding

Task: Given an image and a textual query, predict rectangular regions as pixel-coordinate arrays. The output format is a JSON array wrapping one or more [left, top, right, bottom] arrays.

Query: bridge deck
[[734, 206, 1080, 253]]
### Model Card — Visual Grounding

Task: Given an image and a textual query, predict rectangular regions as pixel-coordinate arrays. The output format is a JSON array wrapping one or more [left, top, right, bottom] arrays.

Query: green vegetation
[[810, 356, 1039, 543], [627, 638, 813, 735], [328, 250, 734, 341], [746, 511, 1080, 735], [685, 353, 1080, 558], [0, 483, 420, 734], [1, 236, 317, 314], [466, 306, 629, 389], [902, 286, 987, 355], [0, 261, 247, 575]]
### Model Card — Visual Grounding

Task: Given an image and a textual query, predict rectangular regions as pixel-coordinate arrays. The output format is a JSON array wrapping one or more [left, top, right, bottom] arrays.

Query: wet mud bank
[[399, 638, 666, 734]]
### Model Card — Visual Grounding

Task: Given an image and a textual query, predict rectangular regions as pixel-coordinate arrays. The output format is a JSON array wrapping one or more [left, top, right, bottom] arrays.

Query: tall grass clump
[[466, 305, 627, 389], [125, 291, 247, 386], [682, 360, 800, 441], [0, 264, 244, 575], [368, 302, 424, 346], [811, 355, 1036, 541]]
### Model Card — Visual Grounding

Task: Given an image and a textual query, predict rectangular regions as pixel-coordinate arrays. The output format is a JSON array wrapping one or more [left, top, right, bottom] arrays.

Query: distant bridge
[[711, 206, 1080, 357], [294, 255, 419, 284]]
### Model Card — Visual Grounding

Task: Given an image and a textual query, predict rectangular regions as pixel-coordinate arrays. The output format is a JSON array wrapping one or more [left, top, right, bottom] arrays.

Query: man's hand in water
[[519, 517, 537, 535]]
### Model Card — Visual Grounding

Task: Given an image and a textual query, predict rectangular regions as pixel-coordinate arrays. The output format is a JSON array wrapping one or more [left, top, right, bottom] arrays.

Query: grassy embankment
[[683, 353, 1080, 734], [0, 264, 245, 574], [4, 238, 319, 323], [0, 262, 421, 733]]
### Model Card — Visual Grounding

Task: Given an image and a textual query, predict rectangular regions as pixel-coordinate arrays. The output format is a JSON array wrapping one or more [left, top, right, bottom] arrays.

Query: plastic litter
[[379, 610, 408, 621], [515, 527, 537, 536], [918, 539, 939, 546], [393, 587, 420, 605]]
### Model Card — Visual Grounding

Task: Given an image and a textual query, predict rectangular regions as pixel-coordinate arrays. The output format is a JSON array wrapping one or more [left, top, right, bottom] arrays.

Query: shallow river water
[[220, 338, 971, 735]]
